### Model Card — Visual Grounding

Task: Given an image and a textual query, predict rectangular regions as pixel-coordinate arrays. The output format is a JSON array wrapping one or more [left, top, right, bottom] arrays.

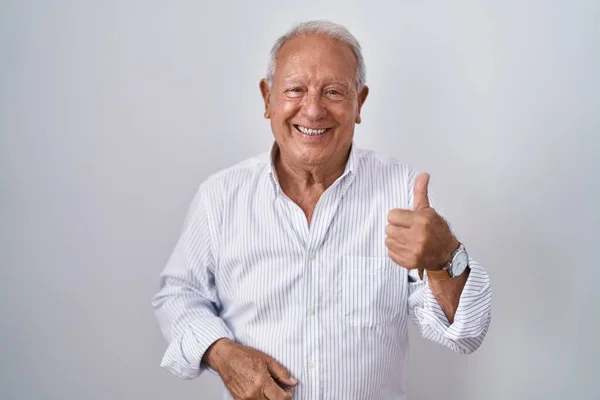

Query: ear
[[355, 85, 369, 124], [259, 79, 272, 119]]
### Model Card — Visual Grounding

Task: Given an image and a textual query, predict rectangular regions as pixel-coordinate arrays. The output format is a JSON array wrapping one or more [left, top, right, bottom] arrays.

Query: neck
[[273, 145, 351, 225], [275, 146, 350, 194]]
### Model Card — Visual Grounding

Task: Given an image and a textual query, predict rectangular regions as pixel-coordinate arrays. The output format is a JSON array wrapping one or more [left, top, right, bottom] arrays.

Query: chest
[[215, 179, 406, 302]]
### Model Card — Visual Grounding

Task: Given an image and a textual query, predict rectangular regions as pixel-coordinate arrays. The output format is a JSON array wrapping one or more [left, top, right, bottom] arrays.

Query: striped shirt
[[152, 143, 492, 400]]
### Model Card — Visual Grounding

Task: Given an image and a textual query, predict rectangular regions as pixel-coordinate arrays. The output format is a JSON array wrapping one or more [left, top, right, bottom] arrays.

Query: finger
[[384, 236, 410, 255], [266, 357, 297, 387], [263, 379, 292, 400], [387, 209, 415, 227], [388, 248, 416, 269], [413, 173, 431, 210], [384, 224, 410, 242]]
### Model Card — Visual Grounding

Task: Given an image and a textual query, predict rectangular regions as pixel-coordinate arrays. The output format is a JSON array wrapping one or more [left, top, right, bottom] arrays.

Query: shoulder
[[354, 147, 418, 183], [197, 152, 270, 195], [182, 152, 270, 218]]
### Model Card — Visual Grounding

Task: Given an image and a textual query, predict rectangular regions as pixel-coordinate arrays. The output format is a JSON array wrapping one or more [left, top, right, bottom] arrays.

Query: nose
[[301, 91, 327, 121]]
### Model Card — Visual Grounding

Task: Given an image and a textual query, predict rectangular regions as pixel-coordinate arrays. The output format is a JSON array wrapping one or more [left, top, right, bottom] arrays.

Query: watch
[[426, 243, 469, 281]]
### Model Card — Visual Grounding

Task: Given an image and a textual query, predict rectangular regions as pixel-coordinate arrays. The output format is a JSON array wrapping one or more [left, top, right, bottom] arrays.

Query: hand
[[385, 173, 459, 279], [203, 338, 297, 400]]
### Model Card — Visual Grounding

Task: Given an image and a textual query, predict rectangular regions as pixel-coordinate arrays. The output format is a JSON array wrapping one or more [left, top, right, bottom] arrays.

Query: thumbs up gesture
[[385, 173, 459, 279]]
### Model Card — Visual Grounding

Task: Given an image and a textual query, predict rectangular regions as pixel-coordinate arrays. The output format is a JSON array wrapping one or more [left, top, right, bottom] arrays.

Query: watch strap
[[426, 268, 451, 281]]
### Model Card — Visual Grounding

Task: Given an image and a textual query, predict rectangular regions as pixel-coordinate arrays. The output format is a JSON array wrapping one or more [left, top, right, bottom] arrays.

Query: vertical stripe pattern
[[152, 144, 492, 400]]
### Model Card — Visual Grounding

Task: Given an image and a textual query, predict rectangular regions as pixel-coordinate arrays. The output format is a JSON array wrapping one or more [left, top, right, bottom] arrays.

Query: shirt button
[[307, 308, 314, 316], [308, 361, 315, 369], [308, 253, 315, 261]]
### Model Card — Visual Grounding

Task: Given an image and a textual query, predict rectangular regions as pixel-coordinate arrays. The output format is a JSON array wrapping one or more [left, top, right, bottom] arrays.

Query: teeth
[[297, 125, 327, 135]]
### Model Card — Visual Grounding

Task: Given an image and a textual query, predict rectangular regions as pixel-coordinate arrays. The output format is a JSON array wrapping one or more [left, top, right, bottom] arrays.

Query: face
[[260, 35, 369, 168]]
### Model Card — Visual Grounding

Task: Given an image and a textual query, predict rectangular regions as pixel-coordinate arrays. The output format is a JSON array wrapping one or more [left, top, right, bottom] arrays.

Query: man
[[152, 20, 491, 400]]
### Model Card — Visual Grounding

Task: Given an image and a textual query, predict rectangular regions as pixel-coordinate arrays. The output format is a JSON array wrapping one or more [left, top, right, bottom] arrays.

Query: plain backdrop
[[1, 1, 599, 399]]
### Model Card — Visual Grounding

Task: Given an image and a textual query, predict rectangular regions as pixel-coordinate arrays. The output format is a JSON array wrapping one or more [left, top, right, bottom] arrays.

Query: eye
[[325, 88, 345, 100], [285, 87, 304, 97]]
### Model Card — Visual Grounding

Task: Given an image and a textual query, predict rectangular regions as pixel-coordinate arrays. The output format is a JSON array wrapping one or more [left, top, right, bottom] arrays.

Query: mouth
[[293, 124, 331, 136]]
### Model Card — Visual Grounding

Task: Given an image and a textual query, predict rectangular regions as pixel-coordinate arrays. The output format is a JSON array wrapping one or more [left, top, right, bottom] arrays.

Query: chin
[[295, 147, 330, 166]]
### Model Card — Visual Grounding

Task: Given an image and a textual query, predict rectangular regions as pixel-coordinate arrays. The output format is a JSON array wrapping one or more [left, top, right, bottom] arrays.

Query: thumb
[[266, 357, 297, 386], [413, 172, 431, 210]]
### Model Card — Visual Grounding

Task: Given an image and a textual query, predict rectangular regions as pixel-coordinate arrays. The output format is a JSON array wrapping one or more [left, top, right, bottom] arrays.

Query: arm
[[151, 187, 234, 379], [408, 172, 491, 353], [386, 170, 492, 353], [426, 240, 469, 324], [408, 259, 491, 354], [151, 186, 297, 399]]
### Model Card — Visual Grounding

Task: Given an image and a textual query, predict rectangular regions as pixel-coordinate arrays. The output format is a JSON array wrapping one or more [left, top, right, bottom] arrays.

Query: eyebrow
[[282, 76, 351, 88], [322, 78, 350, 87]]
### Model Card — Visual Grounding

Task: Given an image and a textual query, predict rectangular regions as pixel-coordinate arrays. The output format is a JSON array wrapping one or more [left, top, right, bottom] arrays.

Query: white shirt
[[152, 144, 492, 400]]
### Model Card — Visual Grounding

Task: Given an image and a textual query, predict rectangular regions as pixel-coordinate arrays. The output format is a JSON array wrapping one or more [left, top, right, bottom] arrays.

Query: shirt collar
[[267, 141, 358, 198]]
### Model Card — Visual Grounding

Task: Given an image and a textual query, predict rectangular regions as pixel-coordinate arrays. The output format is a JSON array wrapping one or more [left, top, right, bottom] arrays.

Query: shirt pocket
[[339, 256, 405, 327]]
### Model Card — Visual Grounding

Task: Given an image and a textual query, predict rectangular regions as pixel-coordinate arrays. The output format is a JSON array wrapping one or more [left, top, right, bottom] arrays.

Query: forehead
[[274, 35, 357, 85]]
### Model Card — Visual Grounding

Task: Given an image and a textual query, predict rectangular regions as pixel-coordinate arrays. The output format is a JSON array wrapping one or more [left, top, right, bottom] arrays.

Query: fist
[[385, 173, 458, 278]]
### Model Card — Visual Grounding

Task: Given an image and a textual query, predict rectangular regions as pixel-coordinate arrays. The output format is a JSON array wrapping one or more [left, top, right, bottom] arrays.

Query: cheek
[[330, 103, 357, 125], [271, 98, 299, 121]]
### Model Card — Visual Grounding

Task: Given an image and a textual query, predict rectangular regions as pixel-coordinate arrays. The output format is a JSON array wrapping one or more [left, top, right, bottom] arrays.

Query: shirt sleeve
[[407, 261, 491, 354], [405, 167, 492, 354], [151, 185, 234, 379]]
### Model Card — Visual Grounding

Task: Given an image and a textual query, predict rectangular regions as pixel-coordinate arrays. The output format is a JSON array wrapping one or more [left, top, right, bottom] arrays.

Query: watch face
[[451, 250, 469, 278]]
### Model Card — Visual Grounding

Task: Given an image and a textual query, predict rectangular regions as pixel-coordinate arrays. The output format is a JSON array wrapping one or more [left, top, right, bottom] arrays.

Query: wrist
[[443, 237, 460, 265], [203, 337, 233, 372]]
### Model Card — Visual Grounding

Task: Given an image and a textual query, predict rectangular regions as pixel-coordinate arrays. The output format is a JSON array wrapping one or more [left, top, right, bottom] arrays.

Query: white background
[[1, 1, 598, 399]]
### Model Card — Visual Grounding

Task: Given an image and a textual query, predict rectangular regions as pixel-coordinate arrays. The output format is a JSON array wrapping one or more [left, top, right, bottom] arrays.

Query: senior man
[[152, 20, 491, 400]]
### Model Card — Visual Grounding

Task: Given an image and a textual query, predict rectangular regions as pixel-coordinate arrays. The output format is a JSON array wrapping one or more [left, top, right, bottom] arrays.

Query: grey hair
[[265, 20, 366, 91]]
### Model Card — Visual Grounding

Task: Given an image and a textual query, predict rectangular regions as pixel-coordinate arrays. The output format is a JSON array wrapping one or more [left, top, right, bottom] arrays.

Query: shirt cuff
[[421, 261, 491, 340], [160, 318, 235, 380]]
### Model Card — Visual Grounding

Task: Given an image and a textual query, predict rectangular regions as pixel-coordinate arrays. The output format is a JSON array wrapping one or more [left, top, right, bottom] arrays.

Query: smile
[[293, 124, 331, 136]]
